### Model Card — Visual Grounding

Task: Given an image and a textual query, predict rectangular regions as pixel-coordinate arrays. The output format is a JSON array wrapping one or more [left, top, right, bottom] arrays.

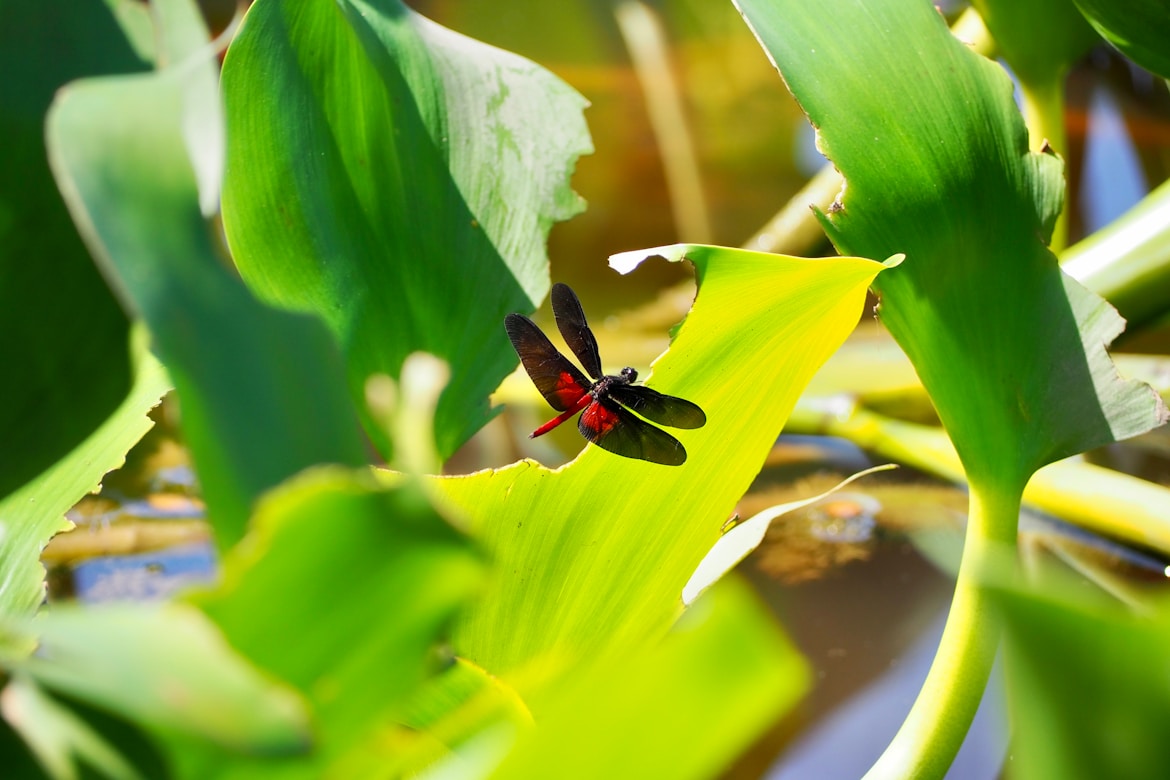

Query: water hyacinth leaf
[[735, 0, 1164, 492], [13, 604, 310, 754], [220, 0, 592, 461], [1071, 0, 1170, 79], [46, 0, 368, 545], [432, 246, 894, 680], [488, 578, 810, 780], [0, 328, 168, 623]]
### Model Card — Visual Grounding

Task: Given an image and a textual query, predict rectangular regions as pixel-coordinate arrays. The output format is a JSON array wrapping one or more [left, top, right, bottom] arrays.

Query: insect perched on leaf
[[504, 283, 706, 466]]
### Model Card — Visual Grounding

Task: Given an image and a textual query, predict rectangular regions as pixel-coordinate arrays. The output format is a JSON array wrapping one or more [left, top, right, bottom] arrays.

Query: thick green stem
[[863, 483, 1019, 780]]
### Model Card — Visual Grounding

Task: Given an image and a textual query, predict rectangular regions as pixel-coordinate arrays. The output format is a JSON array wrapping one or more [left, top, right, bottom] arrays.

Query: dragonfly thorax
[[591, 367, 638, 400]]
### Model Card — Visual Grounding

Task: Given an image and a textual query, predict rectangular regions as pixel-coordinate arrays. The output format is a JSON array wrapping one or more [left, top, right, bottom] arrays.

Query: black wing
[[607, 384, 706, 429], [550, 283, 604, 380], [505, 313, 591, 411], [579, 397, 688, 466]]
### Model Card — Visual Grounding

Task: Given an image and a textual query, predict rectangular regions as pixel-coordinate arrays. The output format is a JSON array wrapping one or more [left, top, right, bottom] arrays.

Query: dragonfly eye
[[621, 367, 638, 382]]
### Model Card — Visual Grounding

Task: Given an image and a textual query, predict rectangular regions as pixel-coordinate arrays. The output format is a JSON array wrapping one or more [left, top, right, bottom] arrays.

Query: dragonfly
[[504, 283, 706, 465]]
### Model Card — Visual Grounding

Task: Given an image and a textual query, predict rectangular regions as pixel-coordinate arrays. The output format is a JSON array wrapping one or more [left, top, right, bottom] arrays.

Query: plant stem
[[1019, 77, 1068, 252], [789, 398, 1170, 555], [616, 1, 712, 244], [862, 482, 1019, 780]]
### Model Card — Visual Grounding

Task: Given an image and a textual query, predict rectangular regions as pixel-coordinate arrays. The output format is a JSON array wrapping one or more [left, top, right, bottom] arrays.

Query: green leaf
[[995, 584, 1170, 780], [11, 604, 310, 755], [433, 245, 891, 679], [0, 327, 168, 623], [220, 0, 592, 460], [1072, 0, 1170, 80], [735, 0, 1164, 493], [488, 578, 810, 780], [0, 0, 146, 502], [184, 468, 485, 776], [45, 0, 368, 545]]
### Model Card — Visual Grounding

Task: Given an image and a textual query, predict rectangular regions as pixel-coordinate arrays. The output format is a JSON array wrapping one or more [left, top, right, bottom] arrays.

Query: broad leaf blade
[[434, 246, 892, 680], [221, 0, 591, 460], [736, 0, 1164, 490]]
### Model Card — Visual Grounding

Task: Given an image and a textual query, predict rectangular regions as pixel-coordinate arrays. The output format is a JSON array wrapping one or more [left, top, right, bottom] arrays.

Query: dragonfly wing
[[607, 384, 706, 429], [505, 313, 591, 411], [579, 398, 688, 466], [551, 283, 604, 380]]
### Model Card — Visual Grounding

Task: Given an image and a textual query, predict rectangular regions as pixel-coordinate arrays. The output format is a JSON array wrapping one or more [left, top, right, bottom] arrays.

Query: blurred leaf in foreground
[[46, 0, 368, 546], [995, 579, 1170, 780], [184, 469, 486, 777]]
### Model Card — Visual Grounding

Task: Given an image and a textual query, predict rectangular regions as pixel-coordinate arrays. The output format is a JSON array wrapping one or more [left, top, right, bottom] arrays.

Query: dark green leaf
[[220, 0, 591, 460], [1072, 0, 1170, 79], [735, 0, 1164, 491], [0, 0, 147, 502]]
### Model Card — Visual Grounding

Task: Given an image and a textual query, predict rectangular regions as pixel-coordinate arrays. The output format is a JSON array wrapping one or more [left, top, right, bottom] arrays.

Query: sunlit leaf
[[0, 328, 168, 623], [220, 0, 592, 460], [45, 0, 368, 545], [432, 245, 893, 681]]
